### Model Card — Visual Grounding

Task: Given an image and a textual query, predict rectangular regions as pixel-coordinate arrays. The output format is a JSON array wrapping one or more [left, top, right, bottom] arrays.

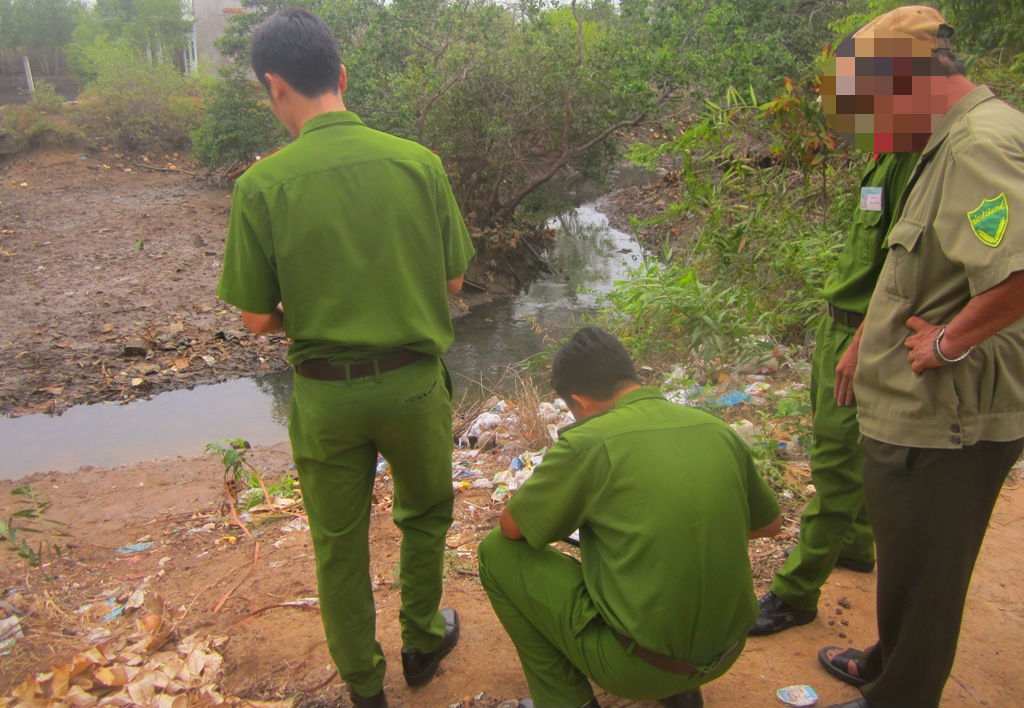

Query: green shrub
[[0, 101, 84, 152], [191, 69, 288, 170], [31, 82, 66, 113], [72, 38, 204, 151]]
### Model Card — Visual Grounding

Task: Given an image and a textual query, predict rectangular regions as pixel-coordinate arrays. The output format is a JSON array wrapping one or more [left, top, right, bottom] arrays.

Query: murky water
[[0, 202, 647, 479]]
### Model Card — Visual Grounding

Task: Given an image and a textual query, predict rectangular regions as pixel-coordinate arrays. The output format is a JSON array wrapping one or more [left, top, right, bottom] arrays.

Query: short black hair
[[250, 8, 342, 98], [551, 327, 640, 401]]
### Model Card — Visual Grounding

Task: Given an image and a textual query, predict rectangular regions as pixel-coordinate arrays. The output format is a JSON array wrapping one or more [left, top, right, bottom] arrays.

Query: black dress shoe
[[660, 687, 703, 707], [748, 592, 816, 636], [349, 688, 387, 708], [835, 556, 875, 573], [401, 607, 460, 686]]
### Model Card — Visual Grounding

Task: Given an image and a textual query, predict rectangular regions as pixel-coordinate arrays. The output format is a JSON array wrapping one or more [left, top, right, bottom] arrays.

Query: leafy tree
[[0, 0, 83, 75]]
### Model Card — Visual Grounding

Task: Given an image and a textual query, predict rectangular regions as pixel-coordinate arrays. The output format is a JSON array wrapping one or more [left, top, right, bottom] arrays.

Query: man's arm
[[749, 514, 782, 540], [241, 304, 284, 334], [904, 269, 1024, 373], [834, 319, 867, 406], [447, 275, 464, 295], [499, 506, 524, 540]]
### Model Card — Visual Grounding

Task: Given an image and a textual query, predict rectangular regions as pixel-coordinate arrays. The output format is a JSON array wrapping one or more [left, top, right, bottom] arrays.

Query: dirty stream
[[0, 203, 642, 479]]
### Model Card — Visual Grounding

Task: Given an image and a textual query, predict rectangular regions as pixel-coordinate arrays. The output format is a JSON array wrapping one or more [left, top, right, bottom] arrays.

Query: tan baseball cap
[[852, 5, 953, 52]]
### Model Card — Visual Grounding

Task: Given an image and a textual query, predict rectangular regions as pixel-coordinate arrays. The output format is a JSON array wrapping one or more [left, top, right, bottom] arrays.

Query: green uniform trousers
[[478, 529, 739, 708], [289, 355, 455, 697], [858, 437, 1023, 708], [770, 315, 875, 611]]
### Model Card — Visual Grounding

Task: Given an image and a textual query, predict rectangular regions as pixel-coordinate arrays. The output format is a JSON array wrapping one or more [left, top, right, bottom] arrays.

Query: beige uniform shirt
[[855, 86, 1024, 449]]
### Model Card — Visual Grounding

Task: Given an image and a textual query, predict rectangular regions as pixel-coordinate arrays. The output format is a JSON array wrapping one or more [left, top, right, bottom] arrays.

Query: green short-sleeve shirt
[[855, 86, 1024, 448], [507, 387, 779, 666], [217, 111, 475, 364], [823, 152, 918, 314]]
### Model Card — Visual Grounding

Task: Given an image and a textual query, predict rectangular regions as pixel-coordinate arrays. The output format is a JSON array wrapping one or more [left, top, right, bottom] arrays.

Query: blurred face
[[820, 35, 948, 152]]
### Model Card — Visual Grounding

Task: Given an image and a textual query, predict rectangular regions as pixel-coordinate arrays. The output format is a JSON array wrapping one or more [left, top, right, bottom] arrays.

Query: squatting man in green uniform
[[216, 9, 474, 708], [813, 6, 1024, 708], [479, 327, 782, 708]]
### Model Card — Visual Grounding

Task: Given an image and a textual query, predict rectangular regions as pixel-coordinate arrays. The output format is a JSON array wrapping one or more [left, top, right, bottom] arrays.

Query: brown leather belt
[[613, 631, 742, 676], [827, 303, 865, 328], [295, 351, 426, 380]]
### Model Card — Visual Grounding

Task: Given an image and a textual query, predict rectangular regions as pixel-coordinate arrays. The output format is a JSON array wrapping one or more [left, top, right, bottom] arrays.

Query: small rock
[[122, 338, 148, 357], [836, 608, 843, 615], [837, 597, 852, 609], [838, 631, 847, 638]]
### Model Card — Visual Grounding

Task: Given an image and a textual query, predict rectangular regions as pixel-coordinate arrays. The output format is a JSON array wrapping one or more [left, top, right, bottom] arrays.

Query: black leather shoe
[[349, 688, 387, 708], [401, 607, 460, 686], [835, 556, 875, 573], [660, 688, 703, 707], [749, 592, 816, 636]]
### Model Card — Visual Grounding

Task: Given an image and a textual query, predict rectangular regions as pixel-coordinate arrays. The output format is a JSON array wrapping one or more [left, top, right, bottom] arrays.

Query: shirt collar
[[299, 110, 365, 137], [921, 84, 995, 159], [612, 386, 666, 408]]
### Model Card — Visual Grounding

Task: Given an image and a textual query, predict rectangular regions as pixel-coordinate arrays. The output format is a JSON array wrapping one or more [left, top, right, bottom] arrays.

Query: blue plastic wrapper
[[776, 685, 818, 707], [114, 542, 154, 555], [715, 391, 751, 407]]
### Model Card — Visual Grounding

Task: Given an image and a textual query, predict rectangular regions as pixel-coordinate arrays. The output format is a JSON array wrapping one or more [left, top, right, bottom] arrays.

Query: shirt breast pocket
[[853, 208, 884, 265], [882, 220, 923, 300]]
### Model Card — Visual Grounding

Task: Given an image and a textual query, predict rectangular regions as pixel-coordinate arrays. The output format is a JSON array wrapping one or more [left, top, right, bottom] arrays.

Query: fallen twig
[[132, 159, 196, 176], [229, 598, 320, 629]]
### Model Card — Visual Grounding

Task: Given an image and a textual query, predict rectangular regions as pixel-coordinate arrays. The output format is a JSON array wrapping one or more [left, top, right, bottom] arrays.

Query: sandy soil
[[1, 147, 1022, 707], [1, 447, 1022, 707]]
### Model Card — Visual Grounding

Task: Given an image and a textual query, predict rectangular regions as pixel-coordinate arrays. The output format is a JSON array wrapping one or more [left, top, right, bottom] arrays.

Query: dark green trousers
[[289, 355, 455, 697], [771, 315, 874, 610], [478, 529, 738, 708], [858, 436, 1023, 708]]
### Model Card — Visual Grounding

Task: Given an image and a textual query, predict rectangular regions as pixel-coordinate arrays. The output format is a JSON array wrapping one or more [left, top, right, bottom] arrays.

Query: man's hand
[[499, 506, 524, 540], [904, 316, 947, 374], [241, 305, 284, 334], [834, 320, 866, 407], [749, 514, 782, 540]]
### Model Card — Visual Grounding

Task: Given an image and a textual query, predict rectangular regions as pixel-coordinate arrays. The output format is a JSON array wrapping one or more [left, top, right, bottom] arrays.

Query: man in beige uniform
[[816, 6, 1024, 708]]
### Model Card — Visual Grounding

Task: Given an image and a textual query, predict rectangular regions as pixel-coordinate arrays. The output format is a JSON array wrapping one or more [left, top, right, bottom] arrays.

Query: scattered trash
[[715, 391, 750, 407], [744, 381, 772, 395], [491, 484, 509, 502], [776, 685, 818, 707], [115, 542, 155, 555], [102, 603, 126, 624], [538, 401, 560, 423], [0, 614, 23, 655], [730, 419, 758, 446], [470, 478, 494, 490], [376, 453, 390, 474], [280, 517, 310, 534]]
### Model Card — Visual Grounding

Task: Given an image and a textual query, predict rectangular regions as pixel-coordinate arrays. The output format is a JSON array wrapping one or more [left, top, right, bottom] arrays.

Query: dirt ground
[[0, 149, 534, 418], [2, 147, 1023, 707], [1, 446, 1022, 707]]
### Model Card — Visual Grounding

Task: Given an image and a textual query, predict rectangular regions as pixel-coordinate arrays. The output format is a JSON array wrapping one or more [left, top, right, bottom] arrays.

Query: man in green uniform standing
[[216, 9, 474, 707], [814, 7, 1024, 707], [751, 152, 918, 635], [479, 327, 781, 708]]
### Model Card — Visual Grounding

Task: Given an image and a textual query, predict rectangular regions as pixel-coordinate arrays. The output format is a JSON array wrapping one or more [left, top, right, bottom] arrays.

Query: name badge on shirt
[[860, 186, 883, 212]]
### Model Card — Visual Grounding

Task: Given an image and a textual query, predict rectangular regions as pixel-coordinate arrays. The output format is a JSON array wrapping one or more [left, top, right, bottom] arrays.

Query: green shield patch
[[967, 193, 1009, 247]]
